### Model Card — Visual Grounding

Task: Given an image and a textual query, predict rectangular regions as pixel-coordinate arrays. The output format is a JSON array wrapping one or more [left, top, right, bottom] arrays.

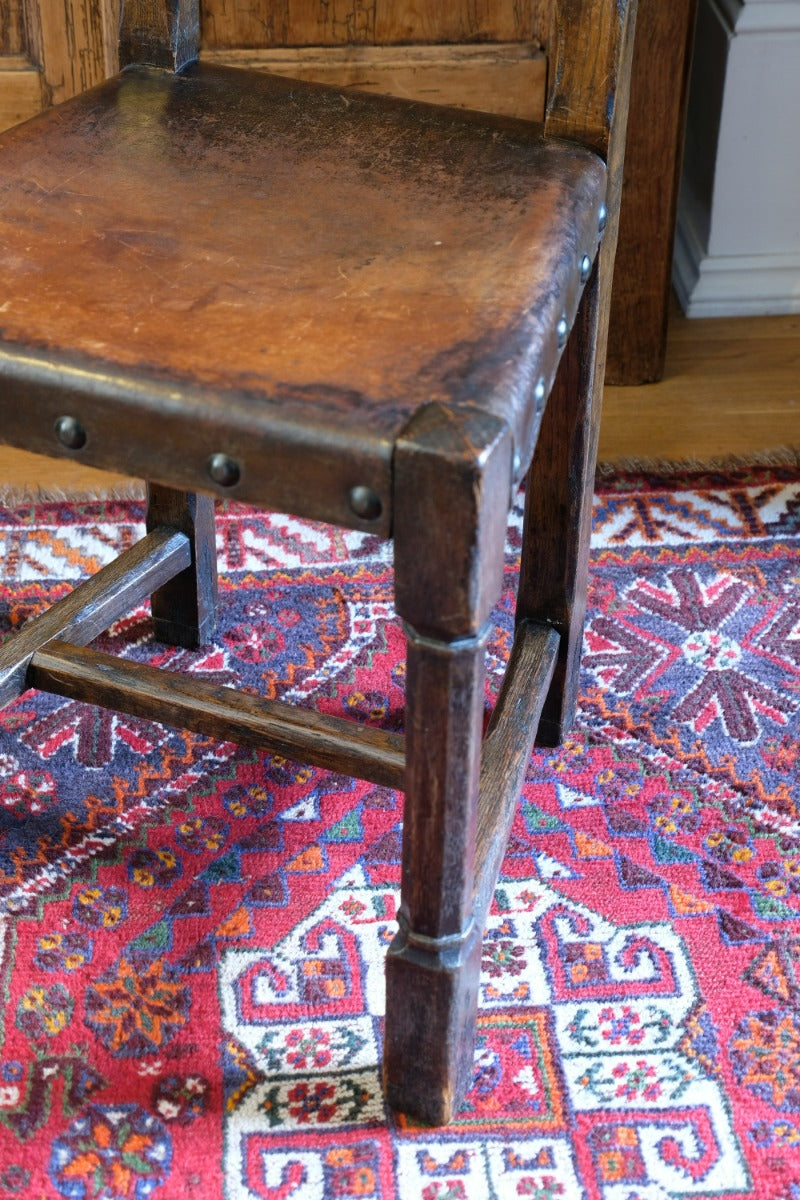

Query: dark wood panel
[[201, 44, 547, 122], [606, 0, 698, 384], [0, 0, 26, 55], [201, 0, 549, 49]]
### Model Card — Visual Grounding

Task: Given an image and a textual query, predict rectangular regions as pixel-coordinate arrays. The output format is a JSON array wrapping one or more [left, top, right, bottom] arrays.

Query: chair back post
[[545, 0, 637, 258], [545, 0, 637, 380], [545, 0, 638, 157], [119, 0, 200, 71], [517, 0, 637, 748]]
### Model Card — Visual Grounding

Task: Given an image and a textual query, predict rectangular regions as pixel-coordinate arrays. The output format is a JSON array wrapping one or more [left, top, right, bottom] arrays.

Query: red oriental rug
[[0, 469, 798, 1200]]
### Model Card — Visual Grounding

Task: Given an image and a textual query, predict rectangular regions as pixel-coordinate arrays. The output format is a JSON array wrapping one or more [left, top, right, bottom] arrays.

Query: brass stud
[[349, 485, 382, 521], [207, 453, 241, 488], [54, 415, 87, 450], [534, 378, 546, 413], [598, 204, 608, 234], [580, 254, 592, 284], [557, 315, 569, 349]]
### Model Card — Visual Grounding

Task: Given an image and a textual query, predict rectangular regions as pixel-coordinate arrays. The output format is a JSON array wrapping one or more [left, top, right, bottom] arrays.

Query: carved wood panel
[[0, 0, 27, 56], [0, 0, 117, 132]]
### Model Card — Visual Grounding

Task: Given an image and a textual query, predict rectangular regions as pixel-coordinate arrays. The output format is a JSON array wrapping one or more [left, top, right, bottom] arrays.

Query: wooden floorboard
[[0, 307, 798, 501], [599, 306, 800, 468]]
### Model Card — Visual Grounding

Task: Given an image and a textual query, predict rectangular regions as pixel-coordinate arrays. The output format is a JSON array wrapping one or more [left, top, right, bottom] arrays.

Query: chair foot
[[384, 920, 481, 1125]]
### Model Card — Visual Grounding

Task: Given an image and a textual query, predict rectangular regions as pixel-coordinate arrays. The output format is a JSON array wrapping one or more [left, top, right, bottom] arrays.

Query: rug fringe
[[596, 445, 800, 478], [0, 480, 147, 507]]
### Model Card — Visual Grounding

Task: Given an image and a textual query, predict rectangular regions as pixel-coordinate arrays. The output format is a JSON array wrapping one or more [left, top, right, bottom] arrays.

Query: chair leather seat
[[0, 63, 605, 530]]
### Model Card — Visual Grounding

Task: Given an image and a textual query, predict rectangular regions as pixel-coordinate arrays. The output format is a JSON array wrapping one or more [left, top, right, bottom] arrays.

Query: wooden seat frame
[[0, 0, 636, 1124]]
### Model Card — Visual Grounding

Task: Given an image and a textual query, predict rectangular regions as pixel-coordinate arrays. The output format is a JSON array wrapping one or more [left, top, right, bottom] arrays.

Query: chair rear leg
[[146, 484, 218, 648], [516, 271, 602, 746]]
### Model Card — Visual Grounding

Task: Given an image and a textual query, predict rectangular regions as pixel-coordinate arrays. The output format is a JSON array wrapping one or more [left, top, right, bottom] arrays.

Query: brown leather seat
[[0, 63, 603, 530]]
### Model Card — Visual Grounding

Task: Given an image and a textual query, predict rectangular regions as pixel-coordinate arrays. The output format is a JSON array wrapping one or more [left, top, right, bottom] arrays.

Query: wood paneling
[[1, 0, 39, 132], [0, 0, 27, 55], [201, 0, 549, 49], [26, 0, 116, 107], [0, 56, 41, 130], [0, 0, 117, 132], [204, 43, 546, 120]]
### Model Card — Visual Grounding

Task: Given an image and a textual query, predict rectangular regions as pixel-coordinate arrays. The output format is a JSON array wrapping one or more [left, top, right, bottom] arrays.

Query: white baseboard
[[674, 194, 800, 318], [714, 0, 800, 35]]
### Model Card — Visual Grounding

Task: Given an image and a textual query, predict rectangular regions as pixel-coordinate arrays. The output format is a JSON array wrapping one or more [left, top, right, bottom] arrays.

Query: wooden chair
[[0, 0, 636, 1124]]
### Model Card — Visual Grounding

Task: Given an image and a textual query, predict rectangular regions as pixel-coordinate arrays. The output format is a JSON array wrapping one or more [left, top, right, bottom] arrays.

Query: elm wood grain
[[27, 640, 406, 789], [0, 528, 190, 707], [146, 485, 218, 648], [0, 57, 41, 131], [606, 0, 698, 384], [521, 0, 636, 745], [0, 0, 117, 134], [200, 0, 550, 49], [202, 43, 547, 123], [474, 619, 559, 923], [16, 0, 116, 110], [0, 0, 26, 55]]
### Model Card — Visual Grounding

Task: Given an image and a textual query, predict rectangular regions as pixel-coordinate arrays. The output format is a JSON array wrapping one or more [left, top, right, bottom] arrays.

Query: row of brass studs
[[53, 417, 383, 521], [513, 206, 605, 482]]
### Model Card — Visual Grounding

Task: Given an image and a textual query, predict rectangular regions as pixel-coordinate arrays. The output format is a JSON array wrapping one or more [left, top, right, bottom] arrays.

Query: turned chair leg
[[383, 403, 512, 1123], [145, 484, 218, 649], [384, 621, 488, 1124], [517, 273, 602, 745]]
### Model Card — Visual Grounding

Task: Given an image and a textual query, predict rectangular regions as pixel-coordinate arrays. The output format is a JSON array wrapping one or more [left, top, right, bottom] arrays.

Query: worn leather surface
[[0, 63, 605, 518]]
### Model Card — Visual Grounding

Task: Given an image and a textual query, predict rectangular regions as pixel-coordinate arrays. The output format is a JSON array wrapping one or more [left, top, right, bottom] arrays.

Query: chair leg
[[383, 622, 487, 1124], [384, 403, 512, 1124], [516, 273, 602, 746], [145, 484, 218, 648]]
